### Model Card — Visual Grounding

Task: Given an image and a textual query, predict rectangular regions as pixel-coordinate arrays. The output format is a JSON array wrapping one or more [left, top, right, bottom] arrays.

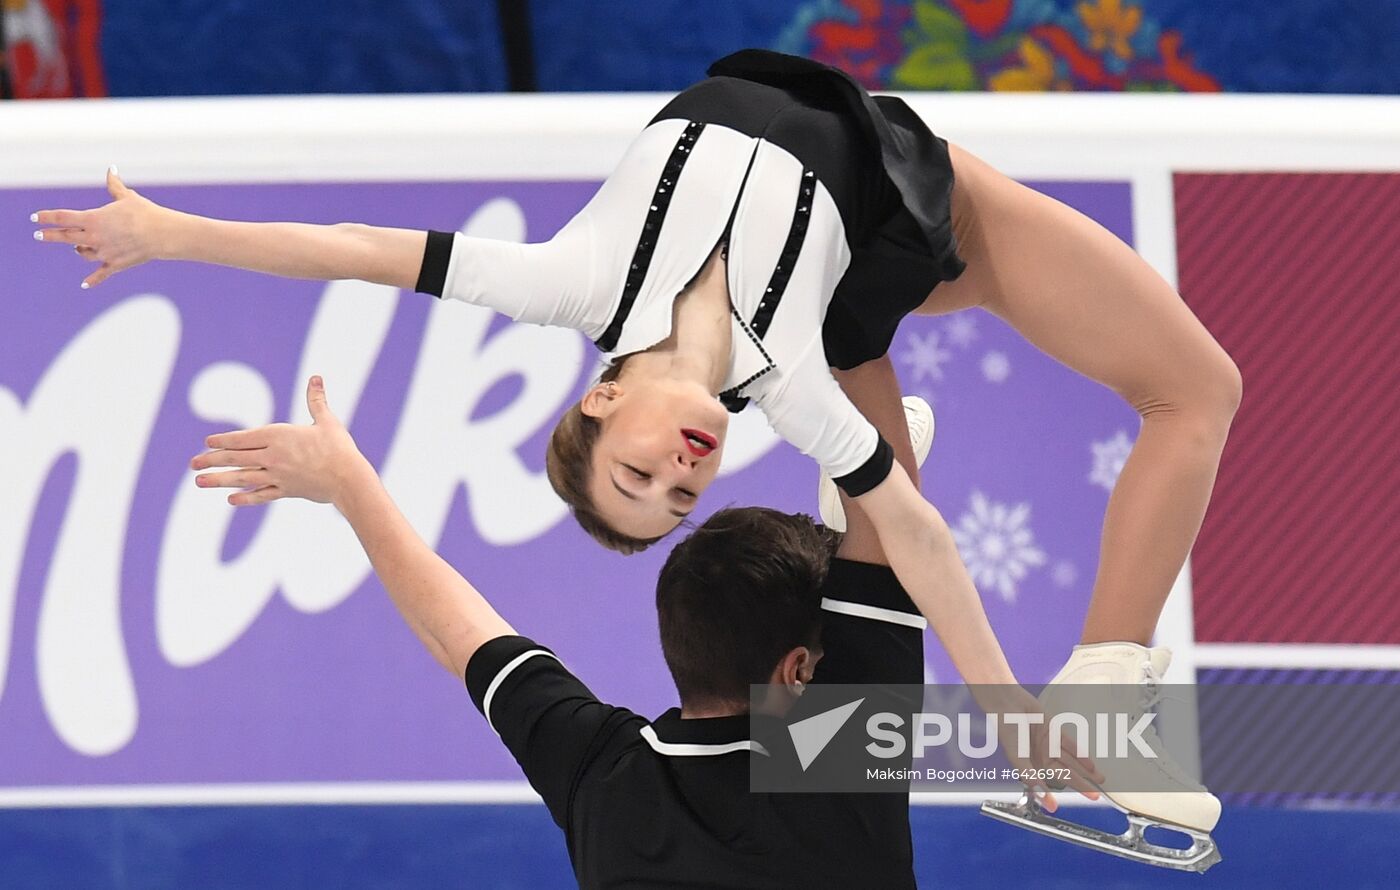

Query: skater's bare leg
[[918, 144, 1242, 645]]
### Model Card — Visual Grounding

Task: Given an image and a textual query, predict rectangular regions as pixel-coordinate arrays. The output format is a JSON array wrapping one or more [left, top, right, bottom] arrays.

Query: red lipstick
[[681, 428, 717, 457]]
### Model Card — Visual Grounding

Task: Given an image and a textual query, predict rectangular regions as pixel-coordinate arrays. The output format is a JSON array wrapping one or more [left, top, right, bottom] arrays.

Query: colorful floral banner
[[777, 0, 1220, 91]]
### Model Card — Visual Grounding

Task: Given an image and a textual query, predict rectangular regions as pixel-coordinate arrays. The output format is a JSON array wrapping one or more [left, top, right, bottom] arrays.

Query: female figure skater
[[33, 50, 1235, 865]]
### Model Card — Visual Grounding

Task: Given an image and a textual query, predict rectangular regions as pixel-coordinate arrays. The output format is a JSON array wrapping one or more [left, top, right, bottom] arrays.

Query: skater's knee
[[1132, 348, 1241, 440], [1197, 349, 1243, 427]]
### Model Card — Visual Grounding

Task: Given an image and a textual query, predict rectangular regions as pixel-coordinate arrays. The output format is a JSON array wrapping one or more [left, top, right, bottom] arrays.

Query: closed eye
[[622, 463, 652, 481], [669, 487, 696, 518]]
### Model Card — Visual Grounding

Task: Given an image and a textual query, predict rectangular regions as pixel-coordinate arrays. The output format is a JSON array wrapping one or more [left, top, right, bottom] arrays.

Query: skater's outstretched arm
[[815, 359, 1104, 804], [32, 168, 431, 291], [856, 472, 1015, 686], [757, 350, 1014, 686], [855, 473, 1104, 804], [189, 375, 515, 676]]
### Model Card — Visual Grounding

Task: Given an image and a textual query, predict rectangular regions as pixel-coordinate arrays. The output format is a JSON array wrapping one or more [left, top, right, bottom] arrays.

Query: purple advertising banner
[[0, 177, 1137, 788]]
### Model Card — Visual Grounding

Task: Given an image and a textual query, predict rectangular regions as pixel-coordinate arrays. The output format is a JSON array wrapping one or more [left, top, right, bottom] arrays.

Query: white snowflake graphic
[[1089, 430, 1135, 491], [980, 351, 1011, 383], [899, 331, 954, 382], [952, 491, 1047, 603], [943, 313, 979, 349], [1051, 560, 1078, 589]]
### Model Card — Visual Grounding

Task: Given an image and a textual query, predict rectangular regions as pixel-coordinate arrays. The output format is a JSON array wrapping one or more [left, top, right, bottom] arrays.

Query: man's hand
[[192, 375, 512, 674], [190, 376, 371, 507], [32, 167, 179, 289]]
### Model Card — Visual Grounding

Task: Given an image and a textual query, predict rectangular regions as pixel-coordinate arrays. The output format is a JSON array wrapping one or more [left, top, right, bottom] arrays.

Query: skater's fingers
[[33, 209, 91, 228], [1029, 727, 1051, 770], [190, 448, 267, 471], [33, 226, 91, 246], [205, 428, 272, 450], [1058, 765, 1101, 800], [82, 263, 119, 289], [107, 166, 131, 199], [1046, 734, 1103, 799], [305, 375, 338, 426], [1047, 726, 1101, 785], [194, 468, 271, 491], [1059, 746, 1103, 786], [229, 484, 283, 507], [1030, 784, 1058, 813]]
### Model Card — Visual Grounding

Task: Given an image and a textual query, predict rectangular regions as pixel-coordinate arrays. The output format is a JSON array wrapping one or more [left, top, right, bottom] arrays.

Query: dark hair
[[545, 359, 667, 555], [656, 507, 833, 709]]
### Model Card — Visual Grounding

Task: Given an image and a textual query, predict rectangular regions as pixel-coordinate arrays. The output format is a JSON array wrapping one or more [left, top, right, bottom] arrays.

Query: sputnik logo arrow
[[788, 698, 865, 771]]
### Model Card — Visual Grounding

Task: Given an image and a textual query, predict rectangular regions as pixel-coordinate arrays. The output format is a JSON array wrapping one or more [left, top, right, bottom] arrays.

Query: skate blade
[[980, 794, 1222, 873]]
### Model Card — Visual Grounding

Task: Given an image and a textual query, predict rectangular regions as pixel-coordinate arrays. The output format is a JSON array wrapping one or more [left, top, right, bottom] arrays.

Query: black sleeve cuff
[[823, 558, 919, 616], [464, 635, 555, 712], [414, 229, 456, 297], [832, 435, 894, 497]]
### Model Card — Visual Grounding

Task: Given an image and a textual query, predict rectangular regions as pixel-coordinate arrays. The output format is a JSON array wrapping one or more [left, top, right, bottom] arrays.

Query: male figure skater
[[189, 357, 1098, 888]]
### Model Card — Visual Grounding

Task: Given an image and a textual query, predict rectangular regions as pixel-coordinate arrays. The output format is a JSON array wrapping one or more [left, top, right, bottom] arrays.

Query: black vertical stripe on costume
[[718, 168, 814, 413], [594, 121, 707, 353], [749, 168, 814, 339]]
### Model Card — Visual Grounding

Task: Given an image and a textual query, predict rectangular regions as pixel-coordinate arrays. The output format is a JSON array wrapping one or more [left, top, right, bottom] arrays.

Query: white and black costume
[[415, 50, 965, 496]]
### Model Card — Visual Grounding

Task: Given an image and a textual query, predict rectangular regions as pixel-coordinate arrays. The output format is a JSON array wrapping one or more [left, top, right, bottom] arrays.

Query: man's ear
[[774, 646, 817, 689], [580, 381, 621, 419], [755, 646, 823, 716]]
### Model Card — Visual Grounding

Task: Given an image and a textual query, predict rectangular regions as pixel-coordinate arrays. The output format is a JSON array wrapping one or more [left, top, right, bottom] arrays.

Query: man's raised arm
[[190, 376, 513, 676], [192, 376, 642, 826]]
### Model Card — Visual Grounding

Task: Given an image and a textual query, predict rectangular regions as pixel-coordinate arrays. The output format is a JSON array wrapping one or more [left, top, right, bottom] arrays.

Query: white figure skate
[[981, 642, 1222, 872], [818, 395, 934, 532]]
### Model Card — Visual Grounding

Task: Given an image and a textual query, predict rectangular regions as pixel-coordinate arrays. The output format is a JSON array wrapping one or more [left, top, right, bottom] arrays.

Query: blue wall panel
[[101, 1, 508, 96]]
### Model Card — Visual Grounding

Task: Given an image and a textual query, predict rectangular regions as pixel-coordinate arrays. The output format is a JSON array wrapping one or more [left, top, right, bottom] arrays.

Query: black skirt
[[695, 49, 968, 370]]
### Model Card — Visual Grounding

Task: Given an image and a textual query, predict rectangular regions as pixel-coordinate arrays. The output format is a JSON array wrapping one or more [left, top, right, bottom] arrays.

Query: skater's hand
[[190, 376, 373, 507], [985, 686, 1104, 812], [31, 167, 178, 289]]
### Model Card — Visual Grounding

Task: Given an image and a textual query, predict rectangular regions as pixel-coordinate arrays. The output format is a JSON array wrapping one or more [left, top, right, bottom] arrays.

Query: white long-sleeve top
[[416, 117, 892, 493]]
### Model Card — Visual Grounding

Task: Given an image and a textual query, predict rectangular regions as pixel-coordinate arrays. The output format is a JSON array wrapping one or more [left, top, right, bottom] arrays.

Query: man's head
[[655, 507, 832, 714], [547, 363, 730, 553]]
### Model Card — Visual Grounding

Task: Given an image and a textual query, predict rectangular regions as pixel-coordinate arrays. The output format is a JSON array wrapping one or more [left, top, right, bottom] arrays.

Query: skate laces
[[1138, 660, 1163, 711], [1138, 660, 1203, 789]]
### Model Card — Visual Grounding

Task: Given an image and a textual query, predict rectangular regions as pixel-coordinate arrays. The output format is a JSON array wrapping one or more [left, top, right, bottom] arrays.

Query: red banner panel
[[1175, 172, 1400, 643]]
